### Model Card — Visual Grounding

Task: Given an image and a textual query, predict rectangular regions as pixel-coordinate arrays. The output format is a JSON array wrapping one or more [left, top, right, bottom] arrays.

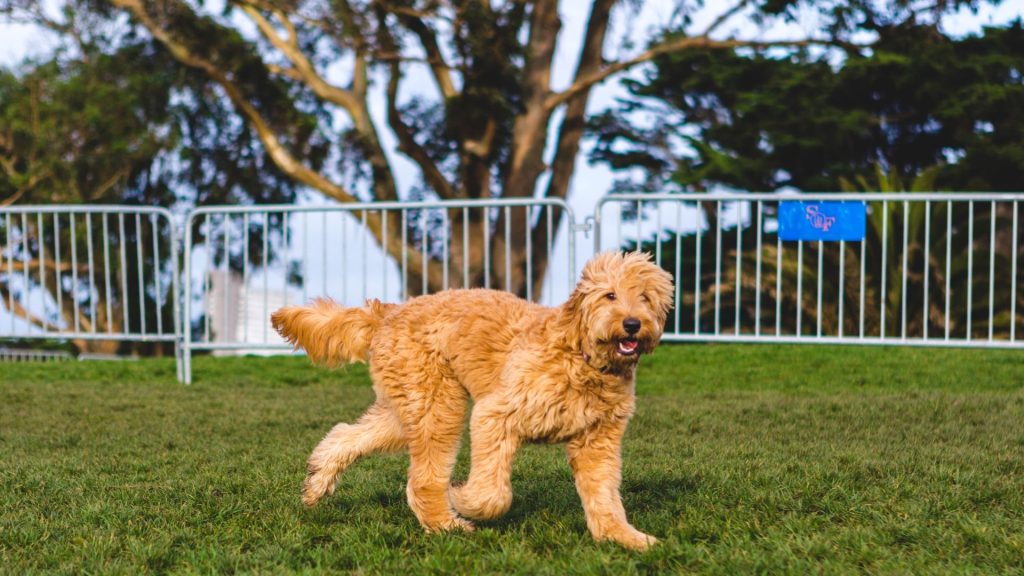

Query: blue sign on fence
[[778, 201, 866, 241]]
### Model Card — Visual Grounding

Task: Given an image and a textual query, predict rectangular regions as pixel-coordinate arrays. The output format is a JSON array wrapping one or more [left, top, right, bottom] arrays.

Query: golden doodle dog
[[271, 251, 674, 550]]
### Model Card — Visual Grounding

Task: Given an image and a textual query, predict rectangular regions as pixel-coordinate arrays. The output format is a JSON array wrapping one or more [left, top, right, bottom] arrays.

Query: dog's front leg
[[566, 418, 657, 551], [449, 401, 520, 521]]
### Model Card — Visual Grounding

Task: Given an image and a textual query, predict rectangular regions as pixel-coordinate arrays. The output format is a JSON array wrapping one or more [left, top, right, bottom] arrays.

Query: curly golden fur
[[271, 251, 674, 550]]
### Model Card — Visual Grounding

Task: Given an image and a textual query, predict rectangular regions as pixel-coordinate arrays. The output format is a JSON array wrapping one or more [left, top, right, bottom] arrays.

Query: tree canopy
[[590, 17, 1024, 193]]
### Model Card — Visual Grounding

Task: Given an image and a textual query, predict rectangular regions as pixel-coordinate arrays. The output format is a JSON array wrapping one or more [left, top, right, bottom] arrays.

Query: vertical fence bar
[[102, 213, 113, 334], [695, 201, 702, 334], [816, 240, 823, 337], [635, 200, 642, 252], [901, 201, 908, 340], [675, 202, 682, 334], [242, 213, 250, 342], [136, 213, 146, 335], [755, 201, 762, 336], [989, 200, 996, 341], [443, 209, 450, 291], [776, 228, 783, 336], [483, 208, 491, 290], [859, 234, 865, 338], [151, 213, 163, 336], [383, 210, 389, 299], [923, 202, 930, 339], [361, 210, 368, 302], [21, 213, 30, 333], [1012, 201, 1018, 341], [655, 201, 662, 266], [320, 212, 327, 297], [839, 240, 845, 337], [735, 203, 742, 334], [714, 201, 722, 335], [5, 214, 12, 333], [203, 215, 211, 342], [302, 213, 309, 304], [505, 205, 512, 292], [37, 213, 46, 330], [796, 240, 803, 336], [881, 201, 888, 338], [945, 201, 952, 340], [341, 214, 348, 302], [283, 212, 290, 306], [71, 215, 80, 333], [463, 207, 470, 289], [54, 214, 62, 331], [262, 213, 269, 343], [401, 209, 408, 300], [87, 213, 96, 333], [524, 207, 531, 302], [546, 205, 553, 303], [967, 202, 974, 339], [422, 208, 429, 296], [119, 213, 129, 334], [222, 214, 231, 340]]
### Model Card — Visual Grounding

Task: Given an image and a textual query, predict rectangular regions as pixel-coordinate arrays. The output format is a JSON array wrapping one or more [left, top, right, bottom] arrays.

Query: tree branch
[[395, 11, 457, 99], [236, 3, 365, 121], [701, 0, 754, 38], [545, 36, 864, 112], [110, 0, 359, 206], [386, 62, 457, 199], [503, 0, 560, 199]]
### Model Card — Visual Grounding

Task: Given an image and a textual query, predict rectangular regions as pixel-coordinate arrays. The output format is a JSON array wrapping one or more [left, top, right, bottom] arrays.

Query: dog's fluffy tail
[[271, 298, 394, 366]]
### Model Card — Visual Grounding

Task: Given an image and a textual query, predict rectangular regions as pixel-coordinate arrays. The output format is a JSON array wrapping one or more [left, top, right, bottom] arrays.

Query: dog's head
[[562, 251, 674, 373]]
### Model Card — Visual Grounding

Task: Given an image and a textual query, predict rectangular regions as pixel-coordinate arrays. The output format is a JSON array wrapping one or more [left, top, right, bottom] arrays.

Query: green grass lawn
[[1, 345, 1022, 575]]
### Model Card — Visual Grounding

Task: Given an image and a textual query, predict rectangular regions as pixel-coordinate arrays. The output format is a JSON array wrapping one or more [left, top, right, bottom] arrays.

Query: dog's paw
[[614, 529, 658, 551], [424, 515, 475, 533], [301, 472, 335, 508], [594, 526, 658, 551], [448, 484, 512, 521]]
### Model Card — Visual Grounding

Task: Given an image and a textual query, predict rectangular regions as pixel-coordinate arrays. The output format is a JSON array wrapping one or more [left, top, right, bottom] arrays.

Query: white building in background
[[207, 270, 290, 356]]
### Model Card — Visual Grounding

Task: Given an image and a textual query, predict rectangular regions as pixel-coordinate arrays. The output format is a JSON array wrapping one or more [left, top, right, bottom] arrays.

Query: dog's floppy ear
[[557, 286, 589, 353], [648, 264, 675, 322]]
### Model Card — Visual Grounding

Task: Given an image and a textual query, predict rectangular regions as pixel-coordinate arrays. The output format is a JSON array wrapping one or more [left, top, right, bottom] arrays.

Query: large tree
[[4, 1, 1006, 299], [0, 0, 937, 297]]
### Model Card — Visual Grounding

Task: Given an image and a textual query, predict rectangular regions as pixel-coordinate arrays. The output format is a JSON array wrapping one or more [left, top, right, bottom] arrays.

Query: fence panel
[[180, 199, 576, 383], [595, 193, 1024, 348], [0, 206, 181, 377]]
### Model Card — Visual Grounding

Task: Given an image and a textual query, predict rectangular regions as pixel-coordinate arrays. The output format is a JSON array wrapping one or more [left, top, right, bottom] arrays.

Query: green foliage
[[1, 346, 1022, 573], [591, 21, 1024, 193]]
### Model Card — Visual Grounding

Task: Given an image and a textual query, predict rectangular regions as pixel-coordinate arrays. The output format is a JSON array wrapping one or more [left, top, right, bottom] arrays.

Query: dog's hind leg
[[302, 401, 406, 507], [449, 401, 520, 521]]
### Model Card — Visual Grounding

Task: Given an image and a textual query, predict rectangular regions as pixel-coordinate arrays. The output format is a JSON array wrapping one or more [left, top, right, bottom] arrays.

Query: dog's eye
[[605, 292, 617, 301], [641, 294, 649, 303]]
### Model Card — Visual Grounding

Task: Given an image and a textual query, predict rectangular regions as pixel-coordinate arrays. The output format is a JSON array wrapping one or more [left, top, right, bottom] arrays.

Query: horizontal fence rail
[[596, 193, 1024, 348], [0, 347, 73, 362], [180, 198, 576, 383], [0, 206, 181, 378]]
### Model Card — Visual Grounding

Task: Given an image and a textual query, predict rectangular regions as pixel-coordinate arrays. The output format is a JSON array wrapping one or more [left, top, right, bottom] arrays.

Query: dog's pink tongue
[[619, 339, 638, 353]]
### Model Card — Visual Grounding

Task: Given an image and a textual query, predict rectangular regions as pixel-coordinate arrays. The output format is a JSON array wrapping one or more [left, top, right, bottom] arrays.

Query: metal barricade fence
[[595, 193, 1024, 348], [0, 206, 182, 377], [180, 198, 576, 383], [3, 194, 1022, 384]]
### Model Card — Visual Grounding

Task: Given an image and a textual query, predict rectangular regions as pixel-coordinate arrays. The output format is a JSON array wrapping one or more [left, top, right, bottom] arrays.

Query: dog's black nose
[[623, 317, 641, 335]]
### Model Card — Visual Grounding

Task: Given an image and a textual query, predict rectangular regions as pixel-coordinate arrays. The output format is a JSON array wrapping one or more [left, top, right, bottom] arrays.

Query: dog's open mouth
[[616, 337, 639, 356]]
